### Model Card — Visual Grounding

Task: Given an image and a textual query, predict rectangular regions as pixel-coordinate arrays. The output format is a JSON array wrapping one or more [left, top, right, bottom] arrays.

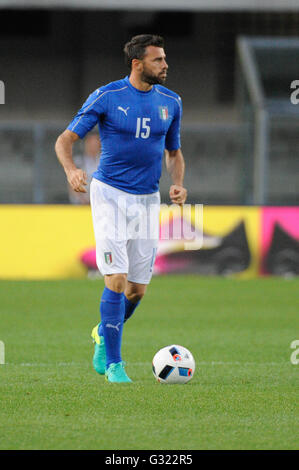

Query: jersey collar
[[124, 76, 155, 95]]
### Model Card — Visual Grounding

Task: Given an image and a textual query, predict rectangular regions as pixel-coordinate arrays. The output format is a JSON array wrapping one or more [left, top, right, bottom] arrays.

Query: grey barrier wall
[[0, 121, 298, 205], [236, 36, 299, 205]]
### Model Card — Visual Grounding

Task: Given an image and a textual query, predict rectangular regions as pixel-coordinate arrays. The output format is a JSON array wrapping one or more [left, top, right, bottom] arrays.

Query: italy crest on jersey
[[159, 106, 169, 120], [104, 252, 112, 265]]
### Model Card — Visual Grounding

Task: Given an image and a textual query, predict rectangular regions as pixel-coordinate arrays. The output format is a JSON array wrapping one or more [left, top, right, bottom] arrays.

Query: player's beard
[[141, 67, 167, 85]]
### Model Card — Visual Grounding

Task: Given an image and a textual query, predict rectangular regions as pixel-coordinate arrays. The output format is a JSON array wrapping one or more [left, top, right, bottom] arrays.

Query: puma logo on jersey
[[106, 322, 121, 332], [118, 106, 130, 116]]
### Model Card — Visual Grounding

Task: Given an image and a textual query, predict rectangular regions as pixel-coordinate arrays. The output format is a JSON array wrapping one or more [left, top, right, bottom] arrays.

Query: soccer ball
[[152, 344, 195, 384]]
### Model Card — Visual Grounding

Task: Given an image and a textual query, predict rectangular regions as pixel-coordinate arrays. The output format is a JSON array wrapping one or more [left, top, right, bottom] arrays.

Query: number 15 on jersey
[[136, 117, 151, 139]]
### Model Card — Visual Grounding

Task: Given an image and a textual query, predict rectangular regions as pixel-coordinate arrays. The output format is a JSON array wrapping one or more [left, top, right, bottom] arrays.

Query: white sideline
[[5, 361, 287, 367]]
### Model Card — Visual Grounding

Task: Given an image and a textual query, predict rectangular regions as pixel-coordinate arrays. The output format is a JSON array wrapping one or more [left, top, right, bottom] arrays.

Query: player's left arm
[[165, 96, 187, 205], [165, 149, 187, 205]]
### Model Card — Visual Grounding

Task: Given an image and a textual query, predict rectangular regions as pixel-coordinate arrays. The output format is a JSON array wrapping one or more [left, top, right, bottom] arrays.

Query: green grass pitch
[[0, 276, 298, 450]]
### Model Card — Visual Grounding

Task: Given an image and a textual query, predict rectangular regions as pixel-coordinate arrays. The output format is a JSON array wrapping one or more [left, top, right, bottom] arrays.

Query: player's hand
[[66, 168, 87, 193], [169, 185, 187, 205]]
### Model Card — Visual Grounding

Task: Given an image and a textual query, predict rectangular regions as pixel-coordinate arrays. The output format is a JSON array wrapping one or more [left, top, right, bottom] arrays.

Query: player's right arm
[[55, 130, 87, 193], [55, 87, 107, 193]]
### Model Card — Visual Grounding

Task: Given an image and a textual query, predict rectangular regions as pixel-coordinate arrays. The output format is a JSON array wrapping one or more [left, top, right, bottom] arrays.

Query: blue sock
[[124, 296, 140, 322], [99, 287, 125, 368], [98, 295, 140, 336]]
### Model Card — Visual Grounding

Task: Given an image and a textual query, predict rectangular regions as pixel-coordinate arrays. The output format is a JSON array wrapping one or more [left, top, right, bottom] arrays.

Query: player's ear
[[131, 58, 143, 72]]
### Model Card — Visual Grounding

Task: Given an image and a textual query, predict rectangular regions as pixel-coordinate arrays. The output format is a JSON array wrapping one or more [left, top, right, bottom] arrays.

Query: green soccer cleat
[[91, 324, 106, 375], [105, 361, 132, 383]]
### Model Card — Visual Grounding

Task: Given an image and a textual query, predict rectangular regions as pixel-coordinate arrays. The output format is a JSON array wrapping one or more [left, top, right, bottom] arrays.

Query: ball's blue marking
[[178, 367, 191, 377]]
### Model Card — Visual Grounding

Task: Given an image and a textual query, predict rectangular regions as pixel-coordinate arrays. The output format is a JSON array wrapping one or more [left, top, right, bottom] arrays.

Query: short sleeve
[[67, 88, 107, 139], [165, 96, 182, 151]]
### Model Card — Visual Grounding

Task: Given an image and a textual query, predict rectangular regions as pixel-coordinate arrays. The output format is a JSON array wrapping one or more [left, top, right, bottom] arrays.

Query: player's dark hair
[[123, 34, 165, 69]]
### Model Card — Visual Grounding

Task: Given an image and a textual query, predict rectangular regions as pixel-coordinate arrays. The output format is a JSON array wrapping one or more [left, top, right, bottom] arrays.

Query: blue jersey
[[67, 76, 182, 194]]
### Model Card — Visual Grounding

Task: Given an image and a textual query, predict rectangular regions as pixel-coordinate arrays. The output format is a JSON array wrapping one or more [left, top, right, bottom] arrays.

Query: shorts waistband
[[92, 178, 160, 198]]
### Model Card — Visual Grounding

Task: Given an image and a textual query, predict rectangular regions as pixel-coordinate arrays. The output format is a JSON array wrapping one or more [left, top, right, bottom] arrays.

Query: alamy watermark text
[[0, 80, 5, 104], [290, 80, 299, 105]]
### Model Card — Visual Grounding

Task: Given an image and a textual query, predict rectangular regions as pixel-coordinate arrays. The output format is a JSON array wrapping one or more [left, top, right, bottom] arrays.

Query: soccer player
[[55, 34, 187, 383]]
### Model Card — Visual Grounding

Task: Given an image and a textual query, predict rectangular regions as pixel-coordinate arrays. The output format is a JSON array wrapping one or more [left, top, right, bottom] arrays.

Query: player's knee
[[126, 292, 145, 303], [105, 274, 127, 293], [126, 285, 146, 303]]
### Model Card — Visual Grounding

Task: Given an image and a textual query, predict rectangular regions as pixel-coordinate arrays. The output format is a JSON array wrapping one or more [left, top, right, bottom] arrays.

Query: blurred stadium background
[[0, 0, 298, 279]]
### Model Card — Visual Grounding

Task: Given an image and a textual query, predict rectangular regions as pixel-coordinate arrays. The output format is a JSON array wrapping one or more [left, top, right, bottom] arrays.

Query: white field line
[[4, 361, 288, 367]]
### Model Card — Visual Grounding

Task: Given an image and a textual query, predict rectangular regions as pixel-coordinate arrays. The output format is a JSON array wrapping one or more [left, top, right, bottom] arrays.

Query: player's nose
[[162, 59, 168, 70]]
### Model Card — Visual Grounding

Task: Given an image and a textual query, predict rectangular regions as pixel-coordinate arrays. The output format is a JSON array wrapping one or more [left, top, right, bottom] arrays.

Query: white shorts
[[90, 178, 160, 284]]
